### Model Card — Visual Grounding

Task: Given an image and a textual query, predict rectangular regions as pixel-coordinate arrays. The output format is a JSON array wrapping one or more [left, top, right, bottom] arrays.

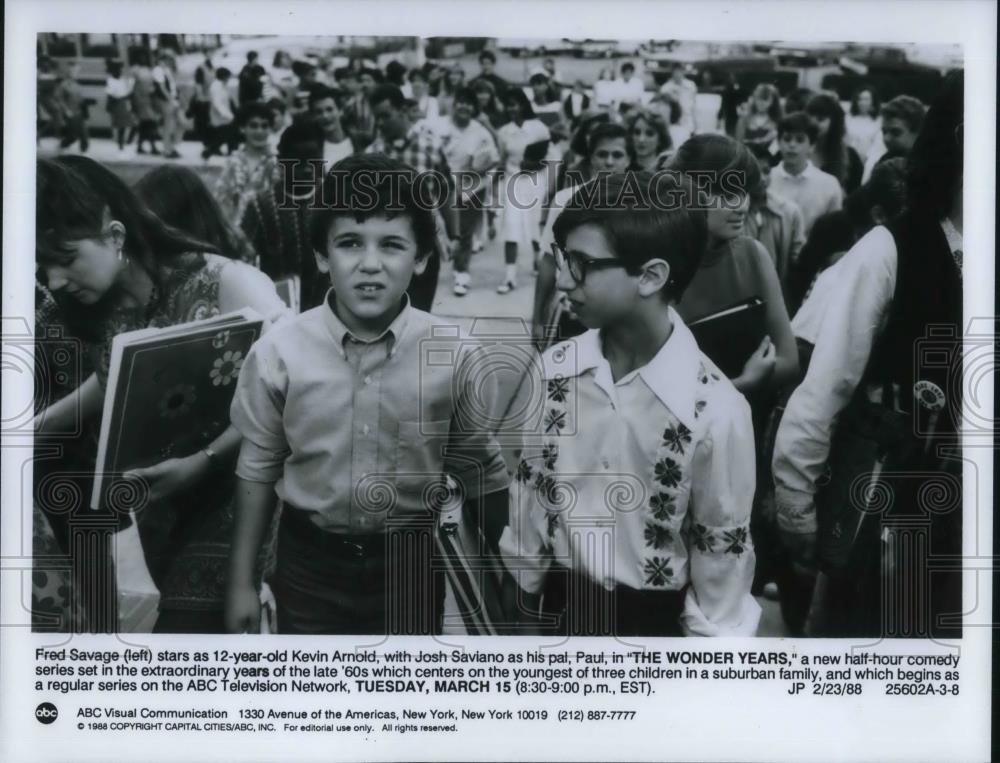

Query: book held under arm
[[686, 297, 767, 378], [91, 308, 264, 511]]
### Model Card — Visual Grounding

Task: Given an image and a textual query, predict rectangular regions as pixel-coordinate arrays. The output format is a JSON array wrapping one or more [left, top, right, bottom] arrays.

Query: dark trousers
[[452, 204, 483, 274], [204, 122, 238, 157], [273, 508, 444, 635], [406, 248, 440, 312], [541, 565, 686, 637], [154, 608, 226, 634], [59, 115, 89, 151]]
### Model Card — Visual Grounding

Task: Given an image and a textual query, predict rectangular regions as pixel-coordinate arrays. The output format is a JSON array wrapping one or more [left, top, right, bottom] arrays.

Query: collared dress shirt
[[769, 160, 843, 238], [231, 293, 510, 533], [500, 309, 760, 635]]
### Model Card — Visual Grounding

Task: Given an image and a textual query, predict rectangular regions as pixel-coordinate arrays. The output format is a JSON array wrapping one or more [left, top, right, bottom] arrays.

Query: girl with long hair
[[735, 83, 782, 151], [805, 92, 863, 193], [625, 107, 673, 171], [34, 156, 287, 633], [134, 164, 258, 264]]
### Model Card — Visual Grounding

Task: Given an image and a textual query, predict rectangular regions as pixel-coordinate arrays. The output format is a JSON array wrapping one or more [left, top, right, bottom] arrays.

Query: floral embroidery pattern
[[533, 472, 558, 504], [209, 350, 244, 386], [547, 376, 569, 403], [649, 492, 677, 521], [643, 522, 672, 550], [546, 511, 559, 540], [661, 423, 692, 454], [694, 399, 707, 418], [654, 456, 682, 489], [643, 556, 674, 587], [542, 442, 559, 470], [723, 526, 749, 556], [515, 459, 534, 484], [544, 408, 566, 434], [689, 523, 715, 553]]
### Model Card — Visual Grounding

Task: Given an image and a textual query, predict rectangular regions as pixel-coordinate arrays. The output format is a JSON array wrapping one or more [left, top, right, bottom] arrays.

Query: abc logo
[[35, 702, 58, 724]]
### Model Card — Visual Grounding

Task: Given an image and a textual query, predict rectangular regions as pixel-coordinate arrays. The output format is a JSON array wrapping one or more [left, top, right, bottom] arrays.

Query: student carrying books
[[225, 153, 510, 636], [668, 135, 799, 599], [500, 172, 759, 637], [33, 156, 289, 633], [669, 135, 799, 396]]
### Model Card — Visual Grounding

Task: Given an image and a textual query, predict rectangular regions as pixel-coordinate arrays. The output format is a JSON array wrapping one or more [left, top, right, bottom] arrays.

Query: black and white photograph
[[28, 28, 968, 638], [2, 1, 995, 761]]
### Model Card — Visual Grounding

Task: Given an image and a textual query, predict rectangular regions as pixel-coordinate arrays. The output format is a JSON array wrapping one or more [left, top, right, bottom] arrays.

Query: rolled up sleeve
[[230, 339, 290, 484], [681, 391, 761, 636]]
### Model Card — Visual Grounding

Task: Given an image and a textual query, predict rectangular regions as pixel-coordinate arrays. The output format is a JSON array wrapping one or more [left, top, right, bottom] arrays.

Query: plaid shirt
[[367, 123, 449, 176]]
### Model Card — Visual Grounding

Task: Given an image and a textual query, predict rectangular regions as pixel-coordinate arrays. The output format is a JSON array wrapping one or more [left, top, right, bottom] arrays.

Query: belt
[[280, 506, 431, 559]]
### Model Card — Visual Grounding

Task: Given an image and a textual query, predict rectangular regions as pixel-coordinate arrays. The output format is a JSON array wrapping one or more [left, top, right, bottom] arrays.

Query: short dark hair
[[308, 84, 341, 111], [528, 72, 549, 87], [408, 68, 427, 83], [777, 111, 818, 143], [310, 153, 439, 259], [369, 83, 406, 111], [246, 51, 258, 62], [669, 133, 762, 196], [621, 61, 635, 74], [453, 86, 479, 112], [215, 67, 231, 80], [237, 101, 274, 126], [502, 87, 535, 119], [333, 66, 356, 83], [479, 50, 497, 64], [551, 172, 708, 302], [586, 122, 633, 161], [880, 95, 927, 133], [277, 120, 325, 159]]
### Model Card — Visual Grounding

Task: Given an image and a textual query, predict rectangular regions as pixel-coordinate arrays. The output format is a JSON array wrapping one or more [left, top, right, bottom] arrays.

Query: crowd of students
[[31, 46, 963, 639]]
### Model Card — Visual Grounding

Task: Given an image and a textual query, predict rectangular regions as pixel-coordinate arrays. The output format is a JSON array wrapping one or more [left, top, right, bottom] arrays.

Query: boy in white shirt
[[769, 112, 842, 237], [501, 172, 760, 636]]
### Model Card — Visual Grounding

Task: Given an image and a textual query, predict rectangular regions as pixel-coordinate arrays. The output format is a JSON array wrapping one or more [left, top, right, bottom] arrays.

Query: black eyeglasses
[[551, 243, 627, 284]]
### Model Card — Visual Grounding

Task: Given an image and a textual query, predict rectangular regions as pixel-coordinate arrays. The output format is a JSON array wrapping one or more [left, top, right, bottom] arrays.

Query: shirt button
[[363, 424, 371, 436], [364, 375, 373, 385], [602, 459, 610, 469]]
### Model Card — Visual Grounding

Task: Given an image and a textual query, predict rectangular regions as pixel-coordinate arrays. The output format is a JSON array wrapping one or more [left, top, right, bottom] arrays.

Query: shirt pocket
[[392, 419, 452, 517]]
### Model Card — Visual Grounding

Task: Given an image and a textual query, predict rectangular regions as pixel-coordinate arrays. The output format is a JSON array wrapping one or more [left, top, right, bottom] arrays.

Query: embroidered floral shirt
[[215, 146, 280, 228], [500, 308, 761, 636]]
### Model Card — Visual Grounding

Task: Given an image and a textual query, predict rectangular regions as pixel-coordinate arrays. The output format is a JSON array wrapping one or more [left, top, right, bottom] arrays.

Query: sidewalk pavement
[[37, 136, 226, 186]]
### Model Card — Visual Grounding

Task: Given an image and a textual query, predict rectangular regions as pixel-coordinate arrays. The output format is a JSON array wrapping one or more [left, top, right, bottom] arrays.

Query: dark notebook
[[687, 297, 766, 378], [91, 308, 264, 511]]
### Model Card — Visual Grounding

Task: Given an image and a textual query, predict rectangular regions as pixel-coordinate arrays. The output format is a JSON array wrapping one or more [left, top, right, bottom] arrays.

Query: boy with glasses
[[501, 172, 760, 636]]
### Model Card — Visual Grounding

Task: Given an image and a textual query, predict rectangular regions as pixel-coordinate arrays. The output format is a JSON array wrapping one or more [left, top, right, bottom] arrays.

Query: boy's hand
[[225, 584, 261, 634]]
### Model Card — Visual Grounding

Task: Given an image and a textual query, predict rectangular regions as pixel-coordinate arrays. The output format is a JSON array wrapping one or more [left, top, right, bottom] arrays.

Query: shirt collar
[[775, 160, 816, 180], [543, 306, 701, 430], [322, 288, 412, 357]]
